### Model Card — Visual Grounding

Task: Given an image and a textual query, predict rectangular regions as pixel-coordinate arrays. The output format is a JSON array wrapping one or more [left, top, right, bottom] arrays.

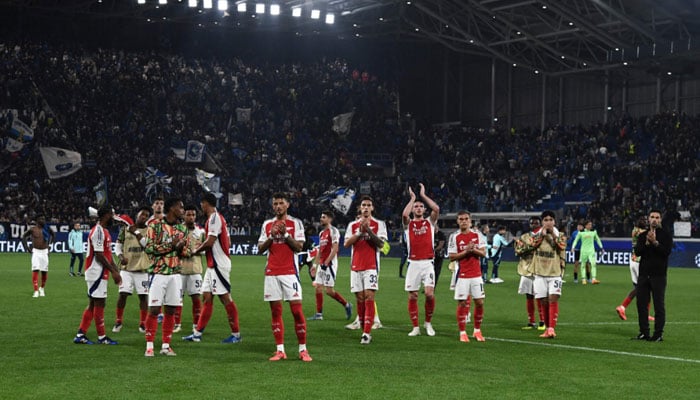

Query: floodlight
[[159, 0, 167, 4], [311, 9, 320, 19], [256, 3, 265, 14], [325, 13, 335, 24], [292, 7, 302, 17], [270, 4, 280, 15], [237, 2, 246, 12], [138, 0, 146, 4], [203, 0, 213, 9], [218, 0, 228, 10], [189, 0, 197, 7]]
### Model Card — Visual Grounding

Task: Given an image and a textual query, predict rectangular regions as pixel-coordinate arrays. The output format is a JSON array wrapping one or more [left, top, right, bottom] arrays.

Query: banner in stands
[[1, 223, 699, 268]]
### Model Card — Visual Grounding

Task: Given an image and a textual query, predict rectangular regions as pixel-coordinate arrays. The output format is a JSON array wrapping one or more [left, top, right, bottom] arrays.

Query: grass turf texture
[[1, 253, 699, 399]]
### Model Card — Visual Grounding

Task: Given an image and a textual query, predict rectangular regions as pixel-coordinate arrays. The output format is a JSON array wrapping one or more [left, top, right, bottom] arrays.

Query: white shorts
[[350, 270, 379, 293], [118, 270, 149, 295], [85, 266, 108, 299], [314, 264, 339, 288], [181, 273, 203, 296], [31, 248, 49, 272], [453, 277, 485, 300], [518, 275, 535, 295], [148, 274, 183, 307], [404, 259, 435, 292], [201, 265, 231, 295], [533, 276, 563, 299], [264, 275, 302, 302], [629, 260, 639, 285]]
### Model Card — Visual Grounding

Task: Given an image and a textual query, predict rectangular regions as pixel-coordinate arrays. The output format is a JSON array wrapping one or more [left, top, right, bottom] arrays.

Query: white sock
[[146, 342, 154, 350], [276, 344, 285, 352], [299, 344, 307, 352], [162, 343, 170, 350]]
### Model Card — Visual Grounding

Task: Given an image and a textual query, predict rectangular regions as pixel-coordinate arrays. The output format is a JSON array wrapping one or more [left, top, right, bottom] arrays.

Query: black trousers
[[636, 274, 667, 335], [434, 256, 444, 285]]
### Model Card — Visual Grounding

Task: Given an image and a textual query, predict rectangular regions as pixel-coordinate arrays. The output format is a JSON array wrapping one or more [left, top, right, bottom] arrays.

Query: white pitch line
[[556, 321, 700, 326], [487, 337, 700, 364]]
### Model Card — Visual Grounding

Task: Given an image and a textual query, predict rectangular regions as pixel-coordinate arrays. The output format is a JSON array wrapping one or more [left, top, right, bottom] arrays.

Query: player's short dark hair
[[272, 192, 289, 201], [649, 208, 662, 216], [201, 192, 217, 207], [138, 206, 152, 215], [97, 205, 112, 218], [541, 210, 556, 220], [184, 204, 198, 212], [153, 195, 164, 202], [498, 225, 506, 231], [360, 195, 374, 204], [164, 197, 182, 213], [321, 209, 335, 219], [457, 210, 471, 217], [529, 216, 541, 223]]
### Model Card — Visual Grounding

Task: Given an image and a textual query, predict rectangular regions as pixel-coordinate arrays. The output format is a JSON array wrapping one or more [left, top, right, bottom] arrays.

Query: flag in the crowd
[[315, 187, 356, 215], [9, 118, 34, 142], [228, 193, 243, 206], [39, 147, 82, 179], [236, 107, 251, 123], [332, 112, 354, 135], [195, 168, 222, 198], [171, 147, 186, 160], [4, 137, 24, 152], [144, 167, 172, 201], [185, 140, 205, 163], [94, 178, 108, 206], [203, 150, 222, 172]]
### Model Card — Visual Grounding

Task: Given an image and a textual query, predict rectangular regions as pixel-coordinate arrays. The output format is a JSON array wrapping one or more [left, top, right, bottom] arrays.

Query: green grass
[[1, 253, 699, 399]]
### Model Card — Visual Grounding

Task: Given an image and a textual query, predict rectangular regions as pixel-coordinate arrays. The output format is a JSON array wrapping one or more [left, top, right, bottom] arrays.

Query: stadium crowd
[[1, 41, 698, 238]]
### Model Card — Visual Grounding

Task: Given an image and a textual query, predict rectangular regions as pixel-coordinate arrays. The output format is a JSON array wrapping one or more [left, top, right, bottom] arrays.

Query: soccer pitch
[[1, 253, 699, 399]]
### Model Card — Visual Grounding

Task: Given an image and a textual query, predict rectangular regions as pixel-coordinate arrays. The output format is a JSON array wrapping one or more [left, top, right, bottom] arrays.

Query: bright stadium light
[[189, 0, 197, 7], [256, 3, 265, 14], [292, 7, 302, 17], [270, 4, 280, 15], [237, 2, 246, 12], [325, 13, 335, 24], [138, 0, 146, 4], [203, 0, 213, 9], [159, 0, 167, 4], [218, 0, 228, 10], [311, 9, 320, 19]]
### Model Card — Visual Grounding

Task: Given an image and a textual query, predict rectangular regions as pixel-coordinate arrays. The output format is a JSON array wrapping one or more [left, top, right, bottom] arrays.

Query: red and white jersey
[[258, 216, 305, 276], [344, 217, 388, 271], [204, 210, 231, 269], [85, 224, 113, 280], [448, 229, 486, 279], [405, 218, 436, 260], [318, 225, 340, 267]]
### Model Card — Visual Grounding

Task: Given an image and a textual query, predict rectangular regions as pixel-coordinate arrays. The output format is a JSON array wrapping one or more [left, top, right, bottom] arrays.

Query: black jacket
[[634, 228, 673, 277]]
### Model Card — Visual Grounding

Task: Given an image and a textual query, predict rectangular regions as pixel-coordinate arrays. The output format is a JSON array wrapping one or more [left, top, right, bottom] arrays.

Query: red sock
[[457, 304, 468, 332], [549, 302, 559, 328], [94, 306, 105, 337], [196, 302, 213, 332], [139, 309, 147, 326], [331, 291, 347, 306], [357, 300, 366, 330], [32, 271, 39, 291], [474, 304, 484, 330], [270, 302, 284, 345], [526, 298, 535, 324], [192, 297, 202, 325], [622, 296, 633, 308], [290, 302, 307, 345], [408, 298, 419, 327], [536, 298, 545, 323], [363, 300, 375, 334], [79, 308, 93, 333], [425, 296, 435, 323], [162, 313, 174, 344], [41, 272, 47, 288], [315, 291, 324, 313], [174, 306, 183, 325], [145, 313, 158, 342], [541, 301, 549, 328], [224, 301, 240, 333], [116, 307, 124, 324]]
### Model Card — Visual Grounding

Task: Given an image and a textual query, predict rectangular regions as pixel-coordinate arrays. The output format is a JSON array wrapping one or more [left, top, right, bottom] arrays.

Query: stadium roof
[[3, 0, 700, 75]]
